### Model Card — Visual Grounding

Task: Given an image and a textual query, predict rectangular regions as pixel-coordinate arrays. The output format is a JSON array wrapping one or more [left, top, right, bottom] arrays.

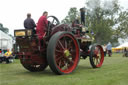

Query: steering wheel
[[47, 16, 60, 27], [47, 16, 60, 35]]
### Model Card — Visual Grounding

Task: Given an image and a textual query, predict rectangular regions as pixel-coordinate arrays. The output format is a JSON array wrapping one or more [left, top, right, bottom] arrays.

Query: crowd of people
[[102, 42, 128, 57]]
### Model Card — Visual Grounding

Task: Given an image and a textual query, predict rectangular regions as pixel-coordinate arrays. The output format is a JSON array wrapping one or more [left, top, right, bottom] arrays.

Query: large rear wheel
[[89, 45, 104, 68], [47, 32, 80, 75]]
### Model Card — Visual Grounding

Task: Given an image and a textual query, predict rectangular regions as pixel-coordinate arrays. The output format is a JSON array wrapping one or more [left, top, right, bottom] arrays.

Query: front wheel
[[89, 45, 104, 68], [47, 32, 80, 75]]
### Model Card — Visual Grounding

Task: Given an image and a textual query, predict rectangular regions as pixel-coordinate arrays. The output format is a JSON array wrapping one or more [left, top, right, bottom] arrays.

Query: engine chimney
[[80, 8, 85, 26]]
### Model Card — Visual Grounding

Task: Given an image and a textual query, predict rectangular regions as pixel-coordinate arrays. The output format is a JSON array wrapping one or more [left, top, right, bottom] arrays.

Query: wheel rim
[[92, 45, 104, 67], [54, 34, 79, 73]]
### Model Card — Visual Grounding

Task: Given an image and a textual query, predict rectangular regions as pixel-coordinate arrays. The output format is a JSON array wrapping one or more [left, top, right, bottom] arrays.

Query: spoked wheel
[[47, 32, 80, 75], [20, 57, 48, 72], [89, 45, 104, 68]]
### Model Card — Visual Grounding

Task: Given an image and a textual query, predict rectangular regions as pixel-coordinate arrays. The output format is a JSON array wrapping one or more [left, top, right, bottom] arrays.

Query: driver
[[36, 11, 48, 39]]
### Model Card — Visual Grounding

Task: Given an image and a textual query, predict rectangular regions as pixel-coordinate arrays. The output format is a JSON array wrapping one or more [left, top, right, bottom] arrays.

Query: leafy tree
[[61, 7, 79, 24], [85, 0, 122, 45], [115, 10, 128, 39]]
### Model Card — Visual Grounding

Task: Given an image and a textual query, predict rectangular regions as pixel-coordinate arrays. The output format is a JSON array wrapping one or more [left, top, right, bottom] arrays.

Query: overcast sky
[[0, 0, 128, 36]]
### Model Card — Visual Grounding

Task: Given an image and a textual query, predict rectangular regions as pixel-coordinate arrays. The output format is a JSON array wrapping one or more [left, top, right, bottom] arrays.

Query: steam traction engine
[[14, 16, 104, 75]]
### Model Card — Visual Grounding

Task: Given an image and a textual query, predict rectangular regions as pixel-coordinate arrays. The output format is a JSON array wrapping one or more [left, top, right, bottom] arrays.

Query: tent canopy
[[0, 30, 13, 51], [116, 42, 128, 48]]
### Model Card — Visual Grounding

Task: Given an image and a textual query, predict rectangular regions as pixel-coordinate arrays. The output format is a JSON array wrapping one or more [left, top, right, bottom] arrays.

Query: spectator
[[3, 49, 12, 64], [24, 13, 36, 34], [123, 48, 128, 57], [107, 42, 112, 57], [102, 44, 107, 56]]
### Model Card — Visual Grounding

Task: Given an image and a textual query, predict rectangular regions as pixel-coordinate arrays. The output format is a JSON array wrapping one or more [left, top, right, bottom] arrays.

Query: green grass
[[0, 53, 128, 85]]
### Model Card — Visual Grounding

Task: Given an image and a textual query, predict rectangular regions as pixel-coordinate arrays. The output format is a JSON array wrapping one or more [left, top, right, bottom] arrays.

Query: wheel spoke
[[98, 58, 101, 63], [97, 48, 101, 62], [93, 57, 96, 63], [60, 60, 66, 70], [52, 19, 55, 24], [64, 62, 68, 70], [55, 53, 62, 57], [58, 40, 65, 50], [96, 58, 99, 65], [58, 60, 62, 68], [64, 38, 68, 49], [98, 53, 101, 60], [68, 60, 74, 65], [67, 40, 73, 50], [55, 49, 63, 53], [95, 47, 99, 55], [65, 57, 74, 66], [97, 49, 100, 57], [94, 57, 97, 65], [56, 56, 63, 62]]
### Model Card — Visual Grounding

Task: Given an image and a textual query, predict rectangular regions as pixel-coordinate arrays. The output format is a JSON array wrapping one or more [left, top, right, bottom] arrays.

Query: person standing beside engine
[[107, 42, 112, 57]]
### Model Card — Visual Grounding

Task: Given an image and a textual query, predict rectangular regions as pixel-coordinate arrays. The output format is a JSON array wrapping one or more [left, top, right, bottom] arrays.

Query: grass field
[[0, 53, 128, 85]]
